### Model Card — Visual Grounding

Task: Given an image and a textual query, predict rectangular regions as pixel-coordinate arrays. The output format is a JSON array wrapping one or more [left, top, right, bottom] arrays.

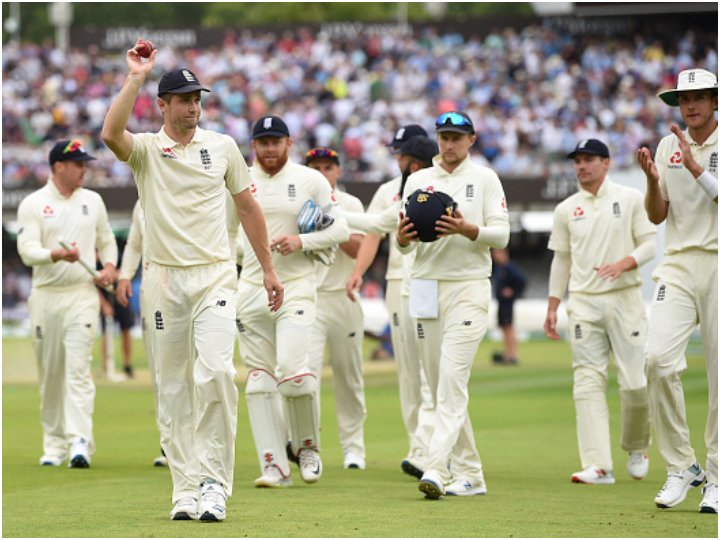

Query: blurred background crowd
[[3, 19, 717, 190]]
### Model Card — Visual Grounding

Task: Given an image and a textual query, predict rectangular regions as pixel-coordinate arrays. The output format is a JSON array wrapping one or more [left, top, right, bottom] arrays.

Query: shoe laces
[[175, 496, 197, 508], [659, 473, 686, 494], [703, 483, 718, 497], [299, 450, 318, 468]]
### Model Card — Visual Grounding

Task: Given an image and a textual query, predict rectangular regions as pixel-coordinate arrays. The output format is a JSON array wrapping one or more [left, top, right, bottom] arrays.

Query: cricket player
[[114, 200, 167, 465], [345, 133, 438, 477], [305, 147, 367, 470], [637, 68, 718, 513], [102, 41, 283, 522], [544, 138, 656, 485], [396, 111, 510, 499], [238, 116, 349, 488], [17, 139, 117, 469]]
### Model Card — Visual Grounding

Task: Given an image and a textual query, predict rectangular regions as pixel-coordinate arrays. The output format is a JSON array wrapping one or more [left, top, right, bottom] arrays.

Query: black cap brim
[[436, 126, 474, 135], [567, 150, 608, 159], [252, 131, 289, 140], [159, 85, 210, 96]]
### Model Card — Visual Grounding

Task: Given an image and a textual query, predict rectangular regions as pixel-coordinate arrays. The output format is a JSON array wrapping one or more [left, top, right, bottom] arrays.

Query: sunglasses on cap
[[436, 112, 472, 127], [305, 148, 339, 164], [64, 139, 84, 154]]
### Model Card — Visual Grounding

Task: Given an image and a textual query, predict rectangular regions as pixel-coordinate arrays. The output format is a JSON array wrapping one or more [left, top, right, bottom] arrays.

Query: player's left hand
[[263, 271, 284, 312], [594, 262, 625, 282], [270, 235, 302, 256], [436, 209, 477, 240], [95, 265, 116, 289], [670, 123, 703, 178]]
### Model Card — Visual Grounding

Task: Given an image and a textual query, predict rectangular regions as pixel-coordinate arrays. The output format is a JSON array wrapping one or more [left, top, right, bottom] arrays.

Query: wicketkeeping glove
[[297, 200, 338, 266]]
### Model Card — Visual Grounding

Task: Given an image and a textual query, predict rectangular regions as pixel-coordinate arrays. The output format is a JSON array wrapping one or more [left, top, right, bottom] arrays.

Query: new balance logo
[[236, 319, 245, 333], [155, 310, 164, 330], [295, 310, 305, 316], [141, 317, 146, 331], [85, 323, 91, 328], [631, 331, 640, 337], [393, 313, 399, 327], [575, 324, 582, 340], [35, 326, 42, 339], [417, 323, 425, 339], [348, 332, 356, 338], [657, 284, 666, 301], [216, 300, 226, 307], [462, 320, 472, 326]]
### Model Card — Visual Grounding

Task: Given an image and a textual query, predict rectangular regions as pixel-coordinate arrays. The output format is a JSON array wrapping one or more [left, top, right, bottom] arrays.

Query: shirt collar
[[46, 177, 80, 199], [431, 153, 472, 177], [687, 125, 718, 148], [578, 176, 612, 199], [158, 126, 207, 147]]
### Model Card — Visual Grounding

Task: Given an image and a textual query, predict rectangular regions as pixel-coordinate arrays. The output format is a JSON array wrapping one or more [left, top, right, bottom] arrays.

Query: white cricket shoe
[[170, 497, 199, 521], [299, 449, 323, 483], [418, 470, 445, 500], [199, 479, 226, 522], [699, 483, 718, 513], [446, 478, 487, 496], [401, 454, 426, 479], [627, 452, 649, 480], [654, 462, 705, 508], [68, 438, 90, 468], [254, 465, 293, 488], [343, 450, 366, 470], [39, 454, 66, 466], [571, 467, 615, 484]]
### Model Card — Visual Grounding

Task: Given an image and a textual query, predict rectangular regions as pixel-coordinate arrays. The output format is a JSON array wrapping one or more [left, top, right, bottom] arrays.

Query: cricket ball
[[136, 39, 154, 59]]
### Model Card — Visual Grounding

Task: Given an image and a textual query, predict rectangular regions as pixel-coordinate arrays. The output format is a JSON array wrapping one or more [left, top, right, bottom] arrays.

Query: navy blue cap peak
[[567, 139, 610, 159]]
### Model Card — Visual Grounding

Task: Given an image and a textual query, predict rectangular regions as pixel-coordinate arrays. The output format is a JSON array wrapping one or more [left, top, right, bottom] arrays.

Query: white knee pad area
[[278, 374, 320, 455], [245, 370, 290, 475]]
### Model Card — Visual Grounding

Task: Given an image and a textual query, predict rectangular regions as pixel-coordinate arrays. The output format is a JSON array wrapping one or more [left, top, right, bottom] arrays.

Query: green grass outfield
[[2, 337, 716, 538]]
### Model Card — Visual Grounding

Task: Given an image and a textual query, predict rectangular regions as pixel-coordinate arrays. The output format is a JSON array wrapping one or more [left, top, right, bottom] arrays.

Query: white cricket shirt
[[366, 176, 404, 281], [316, 189, 365, 292], [17, 179, 117, 288], [656, 126, 718, 253], [241, 160, 349, 286], [399, 155, 509, 281], [548, 177, 656, 293], [126, 126, 252, 267]]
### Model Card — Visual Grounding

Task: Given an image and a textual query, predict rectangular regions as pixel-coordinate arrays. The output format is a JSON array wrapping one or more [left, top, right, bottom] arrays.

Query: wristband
[[696, 171, 718, 200]]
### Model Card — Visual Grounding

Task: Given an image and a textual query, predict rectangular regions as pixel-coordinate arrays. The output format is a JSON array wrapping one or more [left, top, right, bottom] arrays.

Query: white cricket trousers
[[386, 279, 434, 459], [29, 284, 99, 458], [646, 249, 717, 484], [414, 279, 489, 484], [308, 289, 367, 458], [144, 261, 238, 502], [566, 287, 651, 471]]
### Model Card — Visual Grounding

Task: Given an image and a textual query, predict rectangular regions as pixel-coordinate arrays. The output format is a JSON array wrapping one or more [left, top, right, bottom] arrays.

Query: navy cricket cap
[[398, 136, 439, 163], [157, 68, 210, 97], [49, 139, 97, 166], [567, 139, 610, 159], [404, 188, 458, 243], [386, 124, 428, 153], [435, 111, 475, 135], [252, 116, 290, 139]]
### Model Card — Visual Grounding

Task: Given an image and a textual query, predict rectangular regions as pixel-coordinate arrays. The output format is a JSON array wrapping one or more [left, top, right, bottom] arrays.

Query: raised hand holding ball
[[135, 39, 155, 59]]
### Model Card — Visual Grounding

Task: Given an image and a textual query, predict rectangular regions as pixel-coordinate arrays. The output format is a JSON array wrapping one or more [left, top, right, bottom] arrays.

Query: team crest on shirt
[[709, 152, 717, 174], [612, 202, 621, 217], [199, 148, 212, 170], [466, 184, 474, 201], [288, 184, 296, 200], [160, 147, 177, 160]]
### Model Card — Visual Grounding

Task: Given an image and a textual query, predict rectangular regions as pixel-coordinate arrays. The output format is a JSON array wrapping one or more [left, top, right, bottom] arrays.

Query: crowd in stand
[[3, 22, 717, 189]]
